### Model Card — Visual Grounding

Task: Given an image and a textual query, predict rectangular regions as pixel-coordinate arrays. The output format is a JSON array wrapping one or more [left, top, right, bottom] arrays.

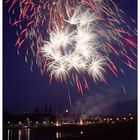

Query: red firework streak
[[5, 0, 137, 94]]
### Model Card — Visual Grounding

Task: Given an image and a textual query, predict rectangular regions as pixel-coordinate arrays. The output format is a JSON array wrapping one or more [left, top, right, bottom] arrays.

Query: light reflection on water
[[27, 128, 30, 140], [18, 128, 31, 140], [7, 129, 13, 140], [7, 129, 9, 140], [7, 128, 31, 140], [18, 129, 21, 140], [56, 132, 62, 139], [6, 128, 86, 140], [10, 130, 13, 140], [6, 128, 63, 140]]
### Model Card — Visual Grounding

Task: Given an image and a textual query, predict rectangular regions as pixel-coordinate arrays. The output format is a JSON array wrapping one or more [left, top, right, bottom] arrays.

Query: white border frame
[[0, 1, 139, 140], [0, 1, 2, 140]]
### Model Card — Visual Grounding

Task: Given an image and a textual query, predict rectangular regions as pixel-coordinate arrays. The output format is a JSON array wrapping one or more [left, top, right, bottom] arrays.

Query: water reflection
[[7, 129, 9, 140], [6, 128, 82, 140], [56, 132, 62, 139], [18, 129, 21, 140], [7, 129, 13, 140], [80, 131, 83, 135], [27, 129, 30, 140], [10, 130, 12, 140], [17, 128, 30, 140]]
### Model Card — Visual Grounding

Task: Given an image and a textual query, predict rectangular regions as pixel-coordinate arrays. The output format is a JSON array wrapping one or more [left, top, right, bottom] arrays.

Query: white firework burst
[[87, 56, 106, 82], [38, 1, 136, 91]]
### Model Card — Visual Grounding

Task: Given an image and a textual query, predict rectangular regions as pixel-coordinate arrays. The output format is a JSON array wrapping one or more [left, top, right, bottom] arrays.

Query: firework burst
[[5, 0, 137, 94]]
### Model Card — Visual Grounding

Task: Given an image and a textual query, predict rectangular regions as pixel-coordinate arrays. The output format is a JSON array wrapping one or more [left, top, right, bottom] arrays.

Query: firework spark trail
[[5, 0, 137, 94], [67, 90, 72, 106], [121, 84, 127, 95]]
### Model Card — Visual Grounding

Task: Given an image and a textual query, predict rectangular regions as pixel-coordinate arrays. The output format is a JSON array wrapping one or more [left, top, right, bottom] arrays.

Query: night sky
[[3, 0, 137, 115]]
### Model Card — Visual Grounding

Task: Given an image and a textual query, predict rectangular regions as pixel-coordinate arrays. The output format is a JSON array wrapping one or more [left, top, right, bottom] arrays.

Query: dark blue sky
[[3, 1, 137, 115]]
